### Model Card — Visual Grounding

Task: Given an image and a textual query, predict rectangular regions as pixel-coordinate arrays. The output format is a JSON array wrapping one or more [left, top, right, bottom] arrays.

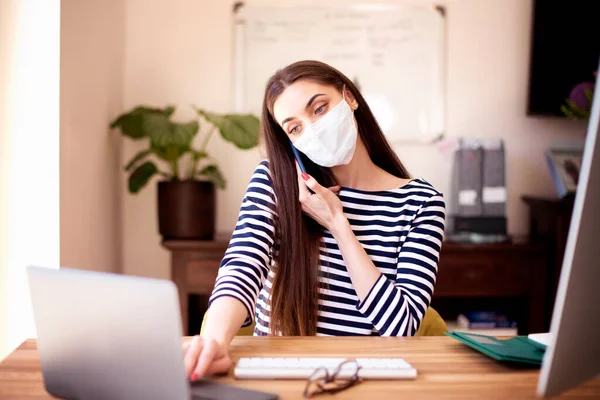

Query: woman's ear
[[343, 86, 359, 110]]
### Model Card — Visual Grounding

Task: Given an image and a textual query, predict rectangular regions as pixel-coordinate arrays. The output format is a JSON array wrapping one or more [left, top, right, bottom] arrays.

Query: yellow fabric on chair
[[414, 307, 448, 336], [199, 307, 447, 337]]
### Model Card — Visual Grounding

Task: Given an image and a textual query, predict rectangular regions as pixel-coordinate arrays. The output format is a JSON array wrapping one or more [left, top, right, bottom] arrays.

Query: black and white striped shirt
[[209, 160, 446, 336]]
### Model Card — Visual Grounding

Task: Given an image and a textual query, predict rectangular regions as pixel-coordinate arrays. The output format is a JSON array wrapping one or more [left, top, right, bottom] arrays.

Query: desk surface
[[1, 337, 598, 399]]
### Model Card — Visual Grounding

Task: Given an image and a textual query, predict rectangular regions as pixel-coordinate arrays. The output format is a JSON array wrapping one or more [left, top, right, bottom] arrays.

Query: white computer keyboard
[[234, 357, 417, 380]]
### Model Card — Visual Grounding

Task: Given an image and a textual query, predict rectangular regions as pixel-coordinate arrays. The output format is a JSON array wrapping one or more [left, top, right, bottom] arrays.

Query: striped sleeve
[[208, 161, 277, 327], [356, 193, 446, 336]]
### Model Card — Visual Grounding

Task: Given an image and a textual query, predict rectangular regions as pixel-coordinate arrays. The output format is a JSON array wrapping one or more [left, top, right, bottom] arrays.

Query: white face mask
[[292, 95, 358, 168]]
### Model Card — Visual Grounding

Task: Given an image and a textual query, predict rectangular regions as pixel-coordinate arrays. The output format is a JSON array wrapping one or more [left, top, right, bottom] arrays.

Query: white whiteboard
[[234, 3, 446, 142]]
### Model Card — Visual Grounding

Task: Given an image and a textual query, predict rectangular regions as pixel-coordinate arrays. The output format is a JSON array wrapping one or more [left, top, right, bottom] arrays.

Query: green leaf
[[164, 106, 176, 117], [128, 161, 158, 193], [143, 114, 199, 152], [124, 149, 152, 171], [199, 164, 226, 189], [110, 106, 174, 139], [197, 110, 259, 150], [192, 150, 208, 161], [565, 99, 589, 119], [151, 144, 182, 163], [561, 104, 575, 119]]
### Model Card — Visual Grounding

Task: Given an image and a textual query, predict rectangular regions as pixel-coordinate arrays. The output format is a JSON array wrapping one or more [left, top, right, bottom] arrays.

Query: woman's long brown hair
[[261, 60, 410, 336]]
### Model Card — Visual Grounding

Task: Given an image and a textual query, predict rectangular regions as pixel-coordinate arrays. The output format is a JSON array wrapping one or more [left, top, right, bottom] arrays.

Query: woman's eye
[[315, 104, 326, 115], [289, 126, 300, 135]]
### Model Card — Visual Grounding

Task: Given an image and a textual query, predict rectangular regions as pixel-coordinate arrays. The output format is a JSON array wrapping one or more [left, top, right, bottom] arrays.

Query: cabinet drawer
[[435, 254, 531, 297], [186, 260, 220, 294]]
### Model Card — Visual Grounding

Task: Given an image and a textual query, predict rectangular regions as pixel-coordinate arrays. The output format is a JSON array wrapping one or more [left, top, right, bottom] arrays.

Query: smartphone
[[290, 140, 315, 193], [289, 139, 307, 174]]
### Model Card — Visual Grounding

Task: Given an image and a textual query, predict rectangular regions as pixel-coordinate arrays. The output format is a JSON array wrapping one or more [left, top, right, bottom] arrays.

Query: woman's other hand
[[183, 335, 232, 381]]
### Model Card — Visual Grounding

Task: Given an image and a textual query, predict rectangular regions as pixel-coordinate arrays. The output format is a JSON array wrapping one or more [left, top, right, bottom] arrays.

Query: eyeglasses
[[303, 359, 363, 398]]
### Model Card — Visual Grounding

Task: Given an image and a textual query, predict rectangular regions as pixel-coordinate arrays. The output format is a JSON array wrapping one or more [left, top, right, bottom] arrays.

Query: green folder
[[444, 331, 547, 366]]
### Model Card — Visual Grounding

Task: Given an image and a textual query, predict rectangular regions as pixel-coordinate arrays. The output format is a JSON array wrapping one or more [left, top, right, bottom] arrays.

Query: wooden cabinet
[[522, 195, 575, 329], [163, 236, 229, 335], [163, 237, 547, 335], [435, 241, 547, 335]]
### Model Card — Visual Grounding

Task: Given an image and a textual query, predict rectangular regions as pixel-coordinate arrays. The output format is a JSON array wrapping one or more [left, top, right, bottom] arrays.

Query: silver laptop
[[27, 266, 277, 400]]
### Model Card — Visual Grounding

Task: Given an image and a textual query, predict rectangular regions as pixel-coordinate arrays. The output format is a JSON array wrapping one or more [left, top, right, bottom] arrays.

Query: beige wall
[[394, 0, 587, 228], [122, 0, 263, 279], [121, 0, 586, 279], [60, 0, 125, 273]]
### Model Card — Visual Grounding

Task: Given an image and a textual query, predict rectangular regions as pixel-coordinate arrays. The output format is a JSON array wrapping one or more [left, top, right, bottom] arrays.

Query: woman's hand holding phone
[[295, 162, 349, 236]]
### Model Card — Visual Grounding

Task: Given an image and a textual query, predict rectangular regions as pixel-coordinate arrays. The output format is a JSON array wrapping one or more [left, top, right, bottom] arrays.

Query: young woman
[[183, 60, 445, 380]]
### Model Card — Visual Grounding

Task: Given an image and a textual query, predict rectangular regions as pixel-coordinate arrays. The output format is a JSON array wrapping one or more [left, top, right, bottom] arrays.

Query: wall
[[121, 0, 586, 279], [394, 0, 587, 228], [0, 0, 61, 360], [59, 0, 125, 273], [122, 0, 262, 279]]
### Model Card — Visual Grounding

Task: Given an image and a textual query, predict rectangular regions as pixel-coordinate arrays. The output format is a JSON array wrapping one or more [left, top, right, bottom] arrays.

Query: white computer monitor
[[537, 59, 600, 397]]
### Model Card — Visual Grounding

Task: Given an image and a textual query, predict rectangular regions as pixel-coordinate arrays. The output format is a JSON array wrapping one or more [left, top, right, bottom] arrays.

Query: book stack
[[447, 311, 518, 337]]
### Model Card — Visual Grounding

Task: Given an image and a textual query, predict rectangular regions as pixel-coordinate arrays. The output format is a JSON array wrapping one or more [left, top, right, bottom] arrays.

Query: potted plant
[[110, 105, 259, 240]]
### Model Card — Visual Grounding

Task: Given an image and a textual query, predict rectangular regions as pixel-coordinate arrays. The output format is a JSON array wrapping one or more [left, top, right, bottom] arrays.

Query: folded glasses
[[303, 359, 363, 398]]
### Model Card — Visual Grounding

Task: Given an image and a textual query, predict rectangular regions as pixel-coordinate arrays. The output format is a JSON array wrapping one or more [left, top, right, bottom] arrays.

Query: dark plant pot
[[158, 181, 215, 240]]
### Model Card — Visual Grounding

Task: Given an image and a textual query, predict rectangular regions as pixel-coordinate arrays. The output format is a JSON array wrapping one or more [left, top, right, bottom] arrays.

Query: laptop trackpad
[[191, 380, 278, 400]]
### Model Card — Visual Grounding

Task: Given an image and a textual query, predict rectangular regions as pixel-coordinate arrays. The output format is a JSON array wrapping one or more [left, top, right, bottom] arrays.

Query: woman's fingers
[[295, 162, 311, 201], [192, 338, 219, 380], [205, 354, 233, 376], [182, 340, 191, 354], [295, 161, 329, 197], [301, 173, 326, 196], [327, 185, 341, 194], [184, 335, 203, 377], [185, 336, 230, 381]]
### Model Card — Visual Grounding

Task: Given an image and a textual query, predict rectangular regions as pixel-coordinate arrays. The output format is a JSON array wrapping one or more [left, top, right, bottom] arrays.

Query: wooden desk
[[163, 238, 548, 335], [1, 337, 599, 399]]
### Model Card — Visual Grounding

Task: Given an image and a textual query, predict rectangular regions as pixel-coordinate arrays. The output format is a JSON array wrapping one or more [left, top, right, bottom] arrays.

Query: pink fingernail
[[302, 173, 309, 181], [191, 372, 198, 381]]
